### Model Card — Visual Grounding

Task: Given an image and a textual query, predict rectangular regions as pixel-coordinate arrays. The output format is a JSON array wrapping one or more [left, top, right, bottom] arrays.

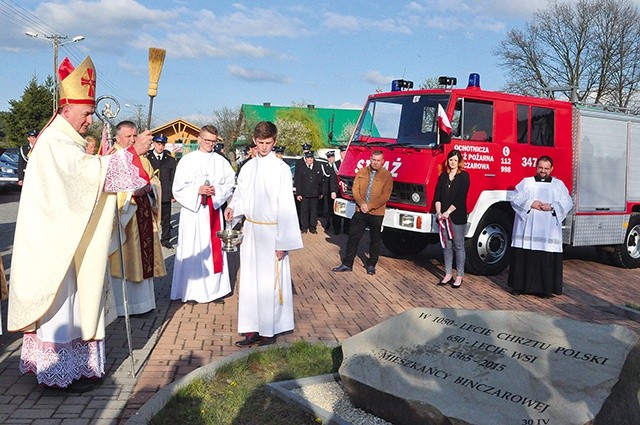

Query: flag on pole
[[437, 104, 452, 135]]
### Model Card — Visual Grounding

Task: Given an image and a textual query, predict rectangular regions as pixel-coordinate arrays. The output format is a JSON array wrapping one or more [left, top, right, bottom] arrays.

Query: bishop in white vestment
[[171, 127, 236, 303], [226, 121, 303, 346], [7, 55, 148, 389]]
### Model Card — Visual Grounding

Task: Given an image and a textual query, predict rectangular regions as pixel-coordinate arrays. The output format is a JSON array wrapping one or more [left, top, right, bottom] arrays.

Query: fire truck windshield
[[352, 94, 450, 148]]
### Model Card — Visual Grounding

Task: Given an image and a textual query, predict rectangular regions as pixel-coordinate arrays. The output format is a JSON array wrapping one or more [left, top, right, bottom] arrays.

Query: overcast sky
[[1, 0, 632, 126]]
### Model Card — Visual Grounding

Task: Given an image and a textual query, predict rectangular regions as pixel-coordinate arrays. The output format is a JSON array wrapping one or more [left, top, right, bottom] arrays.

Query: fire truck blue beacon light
[[468, 73, 481, 88]]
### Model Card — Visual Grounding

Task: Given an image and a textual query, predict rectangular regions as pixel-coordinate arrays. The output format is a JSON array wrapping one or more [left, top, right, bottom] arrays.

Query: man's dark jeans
[[342, 211, 383, 268]]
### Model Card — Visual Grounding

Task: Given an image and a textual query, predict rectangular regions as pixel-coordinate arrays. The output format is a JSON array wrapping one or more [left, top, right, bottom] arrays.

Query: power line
[[2, 0, 141, 113], [0, 0, 60, 36]]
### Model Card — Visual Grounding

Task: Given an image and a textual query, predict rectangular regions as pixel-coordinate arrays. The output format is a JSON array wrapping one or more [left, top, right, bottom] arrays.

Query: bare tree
[[495, 0, 640, 108], [594, 0, 640, 108], [212, 106, 242, 151]]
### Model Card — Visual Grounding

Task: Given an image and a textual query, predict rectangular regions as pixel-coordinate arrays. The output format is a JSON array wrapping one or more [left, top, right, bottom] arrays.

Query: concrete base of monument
[[267, 373, 392, 425], [615, 303, 640, 322]]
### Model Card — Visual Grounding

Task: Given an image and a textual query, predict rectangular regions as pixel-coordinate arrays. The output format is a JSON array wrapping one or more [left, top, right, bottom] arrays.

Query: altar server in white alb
[[508, 155, 574, 297], [225, 121, 303, 347], [8, 56, 148, 392], [171, 125, 236, 303]]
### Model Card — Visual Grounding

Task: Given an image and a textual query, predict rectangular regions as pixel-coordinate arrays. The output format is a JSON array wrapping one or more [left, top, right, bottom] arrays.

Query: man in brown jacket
[[332, 150, 393, 275]]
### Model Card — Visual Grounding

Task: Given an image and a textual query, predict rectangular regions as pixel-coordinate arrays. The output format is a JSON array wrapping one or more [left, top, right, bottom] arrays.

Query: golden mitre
[[58, 56, 96, 107]]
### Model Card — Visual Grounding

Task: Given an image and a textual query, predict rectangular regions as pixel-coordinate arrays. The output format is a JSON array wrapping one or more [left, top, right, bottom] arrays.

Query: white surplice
[[510, 176, 573, 253], [227, 151, 303, 337], [171, 149, 236, 303], [109, 148, 165, 316]]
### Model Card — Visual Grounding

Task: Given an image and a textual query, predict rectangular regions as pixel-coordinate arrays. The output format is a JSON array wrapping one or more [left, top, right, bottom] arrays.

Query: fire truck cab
[[334, 74, 640, 275]]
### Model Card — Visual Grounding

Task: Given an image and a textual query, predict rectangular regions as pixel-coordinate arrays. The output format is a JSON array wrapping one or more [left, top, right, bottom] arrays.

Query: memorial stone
[[339, 308, 640, 425]]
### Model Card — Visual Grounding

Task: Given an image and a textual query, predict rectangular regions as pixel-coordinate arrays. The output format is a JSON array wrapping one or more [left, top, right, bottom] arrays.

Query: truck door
[[449, 97, 500, 198]]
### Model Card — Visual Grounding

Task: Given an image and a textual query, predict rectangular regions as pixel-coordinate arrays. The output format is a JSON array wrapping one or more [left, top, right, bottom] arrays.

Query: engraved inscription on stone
[[339, 308, 639, 425]]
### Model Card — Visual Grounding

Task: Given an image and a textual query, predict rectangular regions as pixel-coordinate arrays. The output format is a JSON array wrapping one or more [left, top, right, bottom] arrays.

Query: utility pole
[[25, 32, 85, 113], [125, 103, 146, 129], [134, 104, 145, 130]]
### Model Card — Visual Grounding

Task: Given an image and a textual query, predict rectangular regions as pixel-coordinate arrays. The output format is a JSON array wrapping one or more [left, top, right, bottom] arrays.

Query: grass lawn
[[149, 341, 341, 425]]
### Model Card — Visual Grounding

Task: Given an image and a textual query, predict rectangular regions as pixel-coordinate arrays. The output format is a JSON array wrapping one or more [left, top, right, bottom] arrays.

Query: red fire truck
[[334, 74, 640, 275]]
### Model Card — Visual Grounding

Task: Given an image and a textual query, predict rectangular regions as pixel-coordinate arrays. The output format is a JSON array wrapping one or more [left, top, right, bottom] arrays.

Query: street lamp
[[25, 32, 85, 113]]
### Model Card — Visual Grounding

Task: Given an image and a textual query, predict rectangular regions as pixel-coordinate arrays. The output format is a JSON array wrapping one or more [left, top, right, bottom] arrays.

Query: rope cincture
[[274, 258, 283, 305], [245, 218, 282, 304]]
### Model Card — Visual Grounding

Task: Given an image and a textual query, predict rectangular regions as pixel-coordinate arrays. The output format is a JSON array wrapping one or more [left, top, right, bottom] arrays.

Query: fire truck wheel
[[465, 209, 513, 276], [608, 214, 640, 269], [380, 228, 430, 256]]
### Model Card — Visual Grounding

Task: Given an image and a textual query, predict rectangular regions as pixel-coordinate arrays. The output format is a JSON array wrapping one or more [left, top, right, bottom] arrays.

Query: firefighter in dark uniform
[[146, 134, 177, 248], [18, 129, 38, 186], [274, 145, 285, 159], [322, 150, 342, 233], [294, 142, 312, 177], [293, 150, 325, 233], [236, 142, 256, 177]]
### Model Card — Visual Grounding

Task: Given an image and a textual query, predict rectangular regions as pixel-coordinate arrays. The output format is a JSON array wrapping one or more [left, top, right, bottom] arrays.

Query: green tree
[[85, 122, 103, 142], [275, 107, 322, 155], [0, 111, 9, 147], [3, 76, 54, 146]]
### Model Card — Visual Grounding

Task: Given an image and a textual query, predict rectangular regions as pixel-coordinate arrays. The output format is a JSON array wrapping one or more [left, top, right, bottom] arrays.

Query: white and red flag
[[437, 104, 452, 135], [99, 122, 110, 155]]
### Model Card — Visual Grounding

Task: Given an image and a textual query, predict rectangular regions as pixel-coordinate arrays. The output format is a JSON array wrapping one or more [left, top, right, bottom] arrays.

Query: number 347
[[521, 157, 537, 167]]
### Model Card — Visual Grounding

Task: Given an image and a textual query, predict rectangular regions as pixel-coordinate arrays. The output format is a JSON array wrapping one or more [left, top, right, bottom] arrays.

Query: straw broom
[[147, 47, 166, 129], [115, 46, 166, 377]]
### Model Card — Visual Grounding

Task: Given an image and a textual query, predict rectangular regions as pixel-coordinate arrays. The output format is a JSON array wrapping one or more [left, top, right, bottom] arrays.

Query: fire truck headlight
[[411, 193, 421, 203], [399, 214, 415, 228]]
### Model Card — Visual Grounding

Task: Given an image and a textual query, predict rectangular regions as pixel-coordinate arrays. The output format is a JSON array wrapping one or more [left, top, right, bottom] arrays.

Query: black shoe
[[162, 242, 173, 249], [257, 336, 277, 346], [332, 264, 352, 272], [301, 229, 308, 234], [212, 298, 225, 304], [310, 228, 318, 234], [235, 332, 261, 347], [366, 266, 376, 275], [437, 277, 453, 286], [452, 279, 462, 288]]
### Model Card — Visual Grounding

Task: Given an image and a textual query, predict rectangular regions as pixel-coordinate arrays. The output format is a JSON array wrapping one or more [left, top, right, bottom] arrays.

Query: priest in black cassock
[[507, 155, 573, 297]]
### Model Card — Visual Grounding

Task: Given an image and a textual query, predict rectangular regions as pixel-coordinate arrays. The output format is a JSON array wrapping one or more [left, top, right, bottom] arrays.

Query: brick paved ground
[[1, 190, 639, 424]]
